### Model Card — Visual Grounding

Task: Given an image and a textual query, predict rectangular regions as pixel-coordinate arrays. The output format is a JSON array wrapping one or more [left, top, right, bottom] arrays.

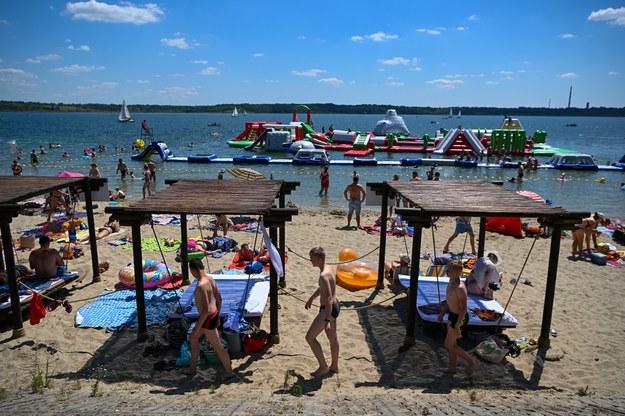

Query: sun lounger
[[0, 272, 80, 311], [398, 275, 518, 328], [167, 274, 270, 319]]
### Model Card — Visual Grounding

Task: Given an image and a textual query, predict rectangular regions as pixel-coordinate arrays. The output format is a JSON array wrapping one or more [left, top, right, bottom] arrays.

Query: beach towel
[[260, 222, 283, 278], [29, 292, 46, 325], [122, 238, 180, 252]]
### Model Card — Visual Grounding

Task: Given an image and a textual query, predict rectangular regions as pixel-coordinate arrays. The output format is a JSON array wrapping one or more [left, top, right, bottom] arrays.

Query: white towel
[[260, 221, 284, 278]]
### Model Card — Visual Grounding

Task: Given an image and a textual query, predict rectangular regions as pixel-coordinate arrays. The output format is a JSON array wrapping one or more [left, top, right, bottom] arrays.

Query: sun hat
[[596, 212, 607, 221], [399, 254, 410, 263], [484, 250, 503, 266]]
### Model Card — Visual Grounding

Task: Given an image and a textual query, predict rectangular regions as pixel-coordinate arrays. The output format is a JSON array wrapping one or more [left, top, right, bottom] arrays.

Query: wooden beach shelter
[[0, 176, 107, 338], [105, 179, 298, 342], [368, 180, 588, 350]]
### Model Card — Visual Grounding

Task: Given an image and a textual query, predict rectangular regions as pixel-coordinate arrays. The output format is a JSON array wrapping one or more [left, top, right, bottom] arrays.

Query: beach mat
[[75, 288, 184, 331], [122, 237, 180, 252], [0, 272, 80, 310]]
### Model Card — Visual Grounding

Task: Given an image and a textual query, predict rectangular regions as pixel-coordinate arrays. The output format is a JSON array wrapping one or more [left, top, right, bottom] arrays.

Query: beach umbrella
[[55, 171, 85, 178], [226, 168, 266, 181]]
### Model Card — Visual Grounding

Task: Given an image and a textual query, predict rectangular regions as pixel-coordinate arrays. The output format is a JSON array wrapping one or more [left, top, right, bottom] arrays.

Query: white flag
[[260, 221, 284, 278]]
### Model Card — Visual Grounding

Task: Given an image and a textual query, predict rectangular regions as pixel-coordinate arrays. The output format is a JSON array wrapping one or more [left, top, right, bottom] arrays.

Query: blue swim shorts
[[348, 199, 362, 215], [455, 218, 473, 234]]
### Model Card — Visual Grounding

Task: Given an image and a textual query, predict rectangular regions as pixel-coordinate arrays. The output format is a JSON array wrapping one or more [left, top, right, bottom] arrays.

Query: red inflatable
[[486, 217, 524, 237]]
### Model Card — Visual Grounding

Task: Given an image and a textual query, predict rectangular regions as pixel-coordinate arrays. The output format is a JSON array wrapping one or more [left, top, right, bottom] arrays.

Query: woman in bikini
[[96, 216, 121, 240], [572, 212, 610, 258]]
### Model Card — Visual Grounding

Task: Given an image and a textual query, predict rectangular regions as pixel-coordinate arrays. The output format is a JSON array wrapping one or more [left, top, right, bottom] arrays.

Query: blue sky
[[0, 1, 624, 108]]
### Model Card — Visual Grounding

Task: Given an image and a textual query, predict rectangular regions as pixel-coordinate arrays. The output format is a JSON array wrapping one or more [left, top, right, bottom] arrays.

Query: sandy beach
[[1, 201, 625, 414]]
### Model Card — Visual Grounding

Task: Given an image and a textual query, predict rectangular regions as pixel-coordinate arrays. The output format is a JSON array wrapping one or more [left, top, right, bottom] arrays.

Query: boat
[[546, 153, 598, 170], [610, 154, 625, 169], [565, 123, 577, 127], [117, 100, 134, 122], [292, 149, 330, 165], [444, 108, 452, 119], [457, 110, 462, 118], [232, 107, 238, 117], [187, 154, 217, 163], [232, 155, 271, 164]]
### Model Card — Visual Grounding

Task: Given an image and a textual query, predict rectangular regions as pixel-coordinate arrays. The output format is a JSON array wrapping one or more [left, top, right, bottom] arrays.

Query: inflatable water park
[[129, 106, 624, 171]]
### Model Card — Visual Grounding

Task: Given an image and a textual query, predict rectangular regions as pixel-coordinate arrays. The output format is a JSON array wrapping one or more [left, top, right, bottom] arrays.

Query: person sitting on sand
[[29, 236, 65, 279], [572, 212, 610, 258], [384, 253, 411, 284], [305, 247, 339, 378], [61, 235, 83, 259], [437, 259, 479, 376], [466, 251, 502, 299], [96, 216, 121, 240]]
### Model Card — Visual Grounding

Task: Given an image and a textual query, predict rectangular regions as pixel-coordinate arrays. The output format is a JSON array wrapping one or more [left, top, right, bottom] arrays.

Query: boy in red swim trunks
[[184, 259, 233, 379]]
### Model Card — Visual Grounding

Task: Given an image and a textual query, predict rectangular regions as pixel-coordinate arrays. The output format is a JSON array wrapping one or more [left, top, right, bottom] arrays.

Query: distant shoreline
[[1, 100, 624, 117]]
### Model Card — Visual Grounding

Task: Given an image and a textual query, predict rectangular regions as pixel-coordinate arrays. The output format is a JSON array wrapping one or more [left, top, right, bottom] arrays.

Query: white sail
[[457, 110, 462, 118], [232, 106, 238, 117], [118, 100, 134, 122]]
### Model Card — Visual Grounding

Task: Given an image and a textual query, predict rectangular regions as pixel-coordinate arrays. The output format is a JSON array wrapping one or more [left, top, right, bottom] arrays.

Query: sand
[[1, 201, 624, 413]]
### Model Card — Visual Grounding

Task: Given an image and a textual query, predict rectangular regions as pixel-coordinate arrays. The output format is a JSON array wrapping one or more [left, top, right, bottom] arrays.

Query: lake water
[[1, 112, 624, 218]]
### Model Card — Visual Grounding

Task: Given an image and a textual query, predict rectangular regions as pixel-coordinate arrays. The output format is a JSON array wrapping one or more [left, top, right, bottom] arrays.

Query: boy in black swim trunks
[[437, 259, 479, 376], [305, 247, 340, 378], [183, 259, 233, 378]]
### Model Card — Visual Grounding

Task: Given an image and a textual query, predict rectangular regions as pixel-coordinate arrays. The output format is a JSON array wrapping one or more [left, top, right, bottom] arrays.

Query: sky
[[0, 1, 624, 108]]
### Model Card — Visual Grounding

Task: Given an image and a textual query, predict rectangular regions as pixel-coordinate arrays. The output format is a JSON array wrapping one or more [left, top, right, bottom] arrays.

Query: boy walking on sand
[[183, 259, 233, 379], [305, 247, 339, 378], [437, 259, 479, 376]]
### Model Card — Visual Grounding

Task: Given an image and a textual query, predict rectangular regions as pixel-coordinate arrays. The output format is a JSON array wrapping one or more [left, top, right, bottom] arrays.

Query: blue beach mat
[[0, 272, 80, 310], [75, 288, 184, 331]]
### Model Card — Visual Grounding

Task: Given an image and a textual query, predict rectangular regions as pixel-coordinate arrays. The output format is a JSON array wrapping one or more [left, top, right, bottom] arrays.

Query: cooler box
[[591, 252, 607, 265]]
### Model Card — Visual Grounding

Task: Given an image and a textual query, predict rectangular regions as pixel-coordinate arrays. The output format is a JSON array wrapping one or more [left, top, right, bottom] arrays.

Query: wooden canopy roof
[[377, 180, 580, 219], [105, 179, 288, 216], [0, 176, 103, 205]]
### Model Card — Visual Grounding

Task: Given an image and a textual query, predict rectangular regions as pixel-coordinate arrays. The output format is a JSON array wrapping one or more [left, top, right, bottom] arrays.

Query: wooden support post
[[403, 226, 423, 348], [84, 179, 100, 282], [1, 223, 25, 338], [269, 225, 280, 343], [376, 183, 389, 289], [180, 214, 190, 285], [538, 223, 562, 348], [131, 222, 149, 342], [278, 188, 286, 288], [478, 216, 487, 257]]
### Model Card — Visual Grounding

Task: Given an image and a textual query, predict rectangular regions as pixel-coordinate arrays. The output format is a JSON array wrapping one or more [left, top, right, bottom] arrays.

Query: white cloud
[[161, 37, 194, 49], [558, 33, 576, 39], [76, 81, 119, 90], [64, 0, 164, 25], [468, 14, 478, 21], [199, 67, 220, 75], [457, 27, 466, 31], [26, 59, 41, 64], [297, 36, 307, 40], [137, 79, 151, 84], [485, 80, 499, 85], [0, 19, 9, 25], [0, 68, 38, 87], [560, 72, 577, 78], [191, 60, 208, 64], [417, 28, 442, 35], [426, 79, 464, 89], [265, 80, 280, 83], [608, 71, 620, 76], [446, 74, 466, 78], [378, 57, 420, 70], [36, 54, 62, 61], [588, 7, 625, 26], [351, 32, 398, 42], [292, 69, 326, 77], [253, 53, 264, 58], [0, 68, 35, 77], [50, 64, 105, 75], [385, 81, 405, 86], [499, 70, 513, 75], [68, 44, 91, 51], [318, 78, 343, 86], [157, 86, 199, 99]]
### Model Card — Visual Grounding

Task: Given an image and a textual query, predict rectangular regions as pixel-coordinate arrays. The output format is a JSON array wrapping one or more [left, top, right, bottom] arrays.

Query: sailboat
[[457, 110, 462, 118], [232, 106, 238, 117], [117, 100, 134, 122], [444, 108, 452, 119]]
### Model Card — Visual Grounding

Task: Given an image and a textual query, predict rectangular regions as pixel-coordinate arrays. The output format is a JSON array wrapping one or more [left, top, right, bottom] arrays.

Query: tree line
[[0, 100, 623, 117]]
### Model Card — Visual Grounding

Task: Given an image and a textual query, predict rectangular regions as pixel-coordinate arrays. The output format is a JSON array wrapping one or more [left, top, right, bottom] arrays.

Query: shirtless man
[[29, 236, 64, 279], [11, 160, 23, 176], [342, 175, 366, 228], [305, 247, 339, 378], [437, 260, 479, 376], [184, 259, 233, 378]]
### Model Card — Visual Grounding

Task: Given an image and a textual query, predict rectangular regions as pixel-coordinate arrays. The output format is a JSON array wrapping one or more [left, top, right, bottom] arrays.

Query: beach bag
[[613, 229, 625, 245], [474, 337, 509, 364]]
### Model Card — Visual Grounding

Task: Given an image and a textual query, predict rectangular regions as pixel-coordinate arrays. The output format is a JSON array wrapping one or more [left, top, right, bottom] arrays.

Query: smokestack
[[567, 86, 572, 108]]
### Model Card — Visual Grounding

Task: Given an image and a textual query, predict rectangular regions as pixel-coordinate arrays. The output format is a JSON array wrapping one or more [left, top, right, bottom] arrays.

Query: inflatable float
[[118, 259, 173, 288], [335, 248, 379, 290]]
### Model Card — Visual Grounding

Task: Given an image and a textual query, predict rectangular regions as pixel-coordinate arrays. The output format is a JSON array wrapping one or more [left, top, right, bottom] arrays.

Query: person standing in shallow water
[[142, 164, 151, 199], [319, 166, 329, 196], [305, 247, 339, 379], [343, 175, 366, 228]]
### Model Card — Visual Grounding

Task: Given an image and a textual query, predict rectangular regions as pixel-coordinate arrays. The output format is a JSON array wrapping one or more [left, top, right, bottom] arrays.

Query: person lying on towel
[[231, 243, 255, 268], [29, 236, 65, 279], [465, 250, 502, 300]]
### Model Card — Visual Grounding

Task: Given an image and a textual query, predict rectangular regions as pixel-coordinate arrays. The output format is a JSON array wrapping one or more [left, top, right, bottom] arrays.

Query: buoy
[[594, 178, 606, 184], [338, 247, 358, 263]]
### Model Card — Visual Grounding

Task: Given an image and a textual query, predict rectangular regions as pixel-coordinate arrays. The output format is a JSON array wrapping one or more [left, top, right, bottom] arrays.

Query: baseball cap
[[400, 254, 410, 263]]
